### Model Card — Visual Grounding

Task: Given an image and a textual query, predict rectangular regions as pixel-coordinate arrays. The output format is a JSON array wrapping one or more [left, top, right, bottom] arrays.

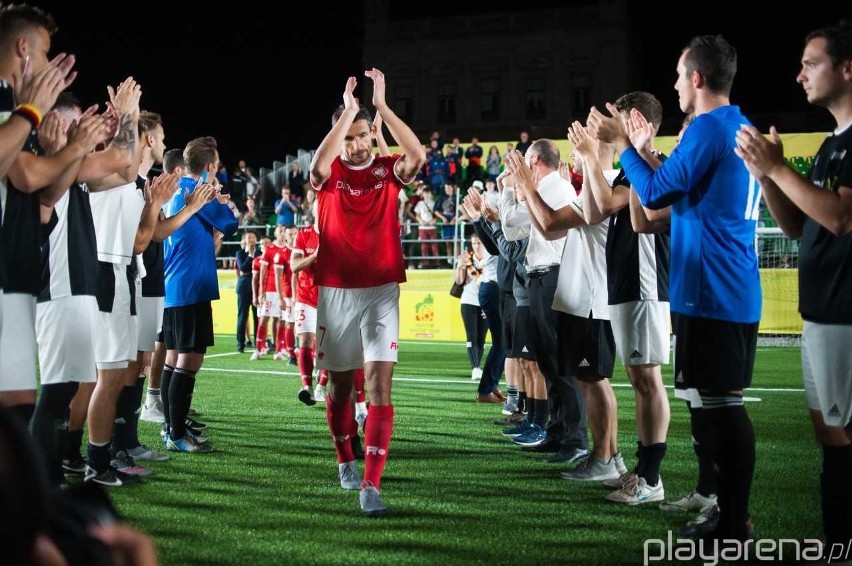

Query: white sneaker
[[140, 399, 165, 423], [249, 350, 262, 361], [360, 484, 387, 517], [605, 475, 664, 505], [338, 461, 361, 490], [471, 367, 483, 381], [273, 351, 285, 361], [313, 385, 326, 403], [659, 491, 717, 513]]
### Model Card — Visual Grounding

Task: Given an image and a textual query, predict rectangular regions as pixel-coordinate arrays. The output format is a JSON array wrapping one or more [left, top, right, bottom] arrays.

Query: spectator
[[241, 196, 260, 227], [426, 139, 448, 195], [485, 145, 502, 181], [274, 186, 299, 226], [515, 130, 532, 154], [454, 237, 488, 381], [301, 188, 317, 226], [414, 186, 439, 268], [465, 137, 483, 186], [447, 137, 464, 185], [289, 162, 306, 201], [434, 183, 458, 261]]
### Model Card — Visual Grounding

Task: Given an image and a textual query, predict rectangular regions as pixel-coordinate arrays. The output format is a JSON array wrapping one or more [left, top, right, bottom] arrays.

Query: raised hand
[[365, 68, 386, 109], [185, 182, 217, 213], [108, 77, 141, 117], [146, 172, 179, 207], [461, 194, 481, 221], [15, 53, 77, 117], [567, 121, 598, 159], [37, 110, 68, 156], [734, 125, 785, 181], [503, 150, 535, 197], [626, 108, 655, 153], [586, 103, 628, 145], [343, 76, 358, 112], [66, 111, 109, 155]]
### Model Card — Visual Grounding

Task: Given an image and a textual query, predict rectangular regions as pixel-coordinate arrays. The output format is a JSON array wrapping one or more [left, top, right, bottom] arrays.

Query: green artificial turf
[[107, 341, 820, 565]]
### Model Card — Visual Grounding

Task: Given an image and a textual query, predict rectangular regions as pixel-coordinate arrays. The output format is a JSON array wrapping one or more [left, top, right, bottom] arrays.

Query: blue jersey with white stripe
[[163, 176, 238, 308], [620, 105, 762, 323]]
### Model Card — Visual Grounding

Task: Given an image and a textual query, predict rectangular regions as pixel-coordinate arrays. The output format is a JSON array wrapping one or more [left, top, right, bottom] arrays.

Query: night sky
[[34, 1, 850, 172]]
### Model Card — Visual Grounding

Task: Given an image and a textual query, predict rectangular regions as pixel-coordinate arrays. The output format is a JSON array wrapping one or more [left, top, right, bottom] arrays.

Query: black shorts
[[499, 292, 516, 355], [674, 314, 758, 393], [557, 312, 615, 379], [512, 305, 535, 360], [162, 302, 214, 354]]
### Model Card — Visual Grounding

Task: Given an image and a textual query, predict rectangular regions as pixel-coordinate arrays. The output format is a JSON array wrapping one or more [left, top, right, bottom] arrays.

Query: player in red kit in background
[[310, 69, 426, 517]]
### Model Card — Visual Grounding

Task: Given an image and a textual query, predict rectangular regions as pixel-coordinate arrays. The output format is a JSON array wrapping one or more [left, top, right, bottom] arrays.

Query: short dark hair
[[806, 20, 852, 67], [0, 4, 57, 51], [163, 148, 185, 174], [614, 91, 663, 129], [138, 110, 162, 137], [331, 104, 372, 127], [52, 91, 82, 113], [528, 139, 560, 169], [683, 35, 737, 96], [183, 136, 217, 176]]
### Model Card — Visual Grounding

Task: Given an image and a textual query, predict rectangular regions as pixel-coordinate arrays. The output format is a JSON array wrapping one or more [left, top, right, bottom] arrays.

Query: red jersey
[[261, 244, 289, 294], [313, 155, 407, 288], [292, 226, 319, 307]]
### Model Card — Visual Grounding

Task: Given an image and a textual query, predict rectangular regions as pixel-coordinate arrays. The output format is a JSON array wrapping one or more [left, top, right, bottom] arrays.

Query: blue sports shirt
[[620, 105, 762, 323], [163, 176, 238, 308]]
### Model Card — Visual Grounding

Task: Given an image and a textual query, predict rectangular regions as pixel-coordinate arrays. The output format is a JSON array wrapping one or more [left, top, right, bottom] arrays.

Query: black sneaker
[[185, 417, 208, 431], [84, 465, 142, 487], [288, 356, 297, 365], [62, 456, 87, 476], [298, 388, 316, 406]]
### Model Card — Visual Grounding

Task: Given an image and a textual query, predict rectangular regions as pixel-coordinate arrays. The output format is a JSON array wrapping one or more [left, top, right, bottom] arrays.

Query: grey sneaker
[[127, 444, 170, 462], [560, 456, 620, 481], [359, 484, 387, 517], [338, 461, 361, 490], [613, 452, 628, 475], [140, 399, 165, 423], [501, 397, 519, 416], [110, 450, 153, 476], [660, 491, 717, 513], [603, 469, 635, 490]]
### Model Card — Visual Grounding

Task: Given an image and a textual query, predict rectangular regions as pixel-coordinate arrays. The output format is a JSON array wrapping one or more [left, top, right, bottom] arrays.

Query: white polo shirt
[[522, 171, 570, 270]]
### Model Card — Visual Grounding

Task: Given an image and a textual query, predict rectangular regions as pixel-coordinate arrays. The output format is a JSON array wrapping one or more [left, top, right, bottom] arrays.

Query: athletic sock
[[32, 382, 78, 486], [145, 387, 161, 408], [161, 365, 175, 429], [641, 442, 667, 487], [518, 391, 528, 414], [87, 440, 111, 474], [298, 347, 314, 388], [326, 394, 355, 463], [362, 404, 394, 490], [688, 402, 717, 497], [169, 368, 197, 440], [532, 398, 549, 428], [285, 326, 295, 357]]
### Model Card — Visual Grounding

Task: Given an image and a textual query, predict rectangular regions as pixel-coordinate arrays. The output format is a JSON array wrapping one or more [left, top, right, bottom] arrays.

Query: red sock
[[298, 347, 314, 388], [285, 326, 296, 356], [276, 324, 286, 353], [353, 368, 366, 403], [256, 324, 267, 352], [318, 369, 329, 387], [326, 395, 355, 464], [362, 404, 394, 489]]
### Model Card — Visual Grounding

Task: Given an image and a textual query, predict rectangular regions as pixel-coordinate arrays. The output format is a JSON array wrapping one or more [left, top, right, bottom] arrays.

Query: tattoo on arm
[[111, 113, 136, 150]]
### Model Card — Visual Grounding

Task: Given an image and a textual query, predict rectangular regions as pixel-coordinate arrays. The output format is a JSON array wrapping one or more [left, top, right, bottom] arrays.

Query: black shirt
[[798, 125, 852, 323], [605, 169, 670, 304]]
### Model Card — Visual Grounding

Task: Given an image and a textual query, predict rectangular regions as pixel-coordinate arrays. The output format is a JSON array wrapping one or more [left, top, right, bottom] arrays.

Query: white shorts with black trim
[[36, 295, 97, 385], [295, 302, 317, 335], [610, 300, 671, 366], [0, 292, 37, 391], [316, 283, 400, 371], [802, 321, 852, 428], [136, 295, 164, 352]]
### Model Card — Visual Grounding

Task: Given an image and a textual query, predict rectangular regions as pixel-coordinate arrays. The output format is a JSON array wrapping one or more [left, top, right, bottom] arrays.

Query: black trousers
[[236, 288, 257, 349]]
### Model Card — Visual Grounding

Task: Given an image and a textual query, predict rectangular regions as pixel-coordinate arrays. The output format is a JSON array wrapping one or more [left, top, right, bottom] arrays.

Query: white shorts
[[36, 296, 98, 385], [136, 295, 164, 352], [94, 310, 138, 370], [610, 300, 671, 366], [282, 297, 294, 324], [802, 321, 852, 428], [258, 291, 282, 318], [316, 283, 400, 371], [295, 302, 317, 335], [0, 293, 37, 391]]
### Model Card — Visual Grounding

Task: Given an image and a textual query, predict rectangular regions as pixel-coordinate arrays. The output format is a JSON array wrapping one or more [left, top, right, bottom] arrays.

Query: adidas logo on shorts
[[828, 404, 841, 418], [521, 346, 529, 353], [579, 359, 590, 367], [629, 350, 642, 359]]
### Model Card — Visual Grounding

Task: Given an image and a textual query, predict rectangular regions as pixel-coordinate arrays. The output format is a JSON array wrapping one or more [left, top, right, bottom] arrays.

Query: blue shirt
[[163, 176, 238, 308], [621, 105, 762, 323], [275, 198, 298, 226]]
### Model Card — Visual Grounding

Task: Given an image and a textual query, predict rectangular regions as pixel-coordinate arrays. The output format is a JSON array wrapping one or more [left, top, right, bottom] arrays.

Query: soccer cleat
[[605, 475, 664, 505], [338, 461, 361, 490], [127, 444, 170, 462], [110, 450, 153, 477], [660, 491, 718, 513], [84, 465, 141, 487], [613, 452, 628, 475], [471, 367, 483, 381], [359, 484, 388, 517], [603, 469, 635, 490], [185, 429, 209, 444], [273, 351, 285, 361], [61, 456, 87, 476], [167, 435, 214, 453], [561, 456, 620, 481], [501, 419, 532, 437], [501, 397, 519, 416], [140, 399, 165, 423], [288, 356, 297, 365], [677, 505, 720, 538], [185, 417, 208, 431], [313, 385, 326, 403], [512, 424, 547, 446], [250, 350, 262, 361], [298, 388, 316, 406]]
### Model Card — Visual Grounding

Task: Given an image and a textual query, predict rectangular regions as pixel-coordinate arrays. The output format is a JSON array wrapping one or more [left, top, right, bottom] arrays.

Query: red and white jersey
[[312, 155, 407, 288], [293, 226, 319, 307], [261, 244, 287, 293], [278, 246, 293, 298]]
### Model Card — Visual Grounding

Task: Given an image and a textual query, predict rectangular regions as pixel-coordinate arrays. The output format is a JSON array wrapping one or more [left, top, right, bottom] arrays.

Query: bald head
[[527, 139, 560, 170]]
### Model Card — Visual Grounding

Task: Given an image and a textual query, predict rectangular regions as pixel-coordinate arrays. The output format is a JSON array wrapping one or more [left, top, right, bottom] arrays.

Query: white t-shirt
[[89, 181, 145, 265]]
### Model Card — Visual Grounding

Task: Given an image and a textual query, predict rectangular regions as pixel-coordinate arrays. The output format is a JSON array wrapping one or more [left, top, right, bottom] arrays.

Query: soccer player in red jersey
[[310, 69, 425, 516]]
